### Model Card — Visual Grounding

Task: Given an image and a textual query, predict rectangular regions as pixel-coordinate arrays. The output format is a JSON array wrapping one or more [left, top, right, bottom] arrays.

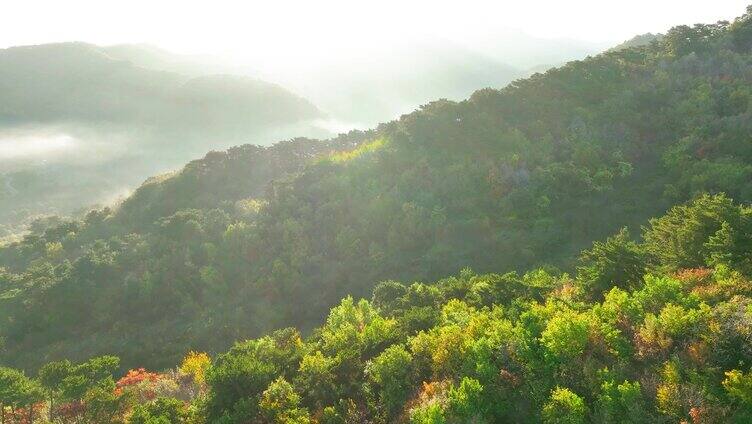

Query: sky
[[0, 0, 749, 69]]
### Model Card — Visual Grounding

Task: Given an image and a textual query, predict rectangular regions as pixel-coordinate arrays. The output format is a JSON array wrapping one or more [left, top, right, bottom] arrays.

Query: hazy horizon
[[1, 1, 748, 73]]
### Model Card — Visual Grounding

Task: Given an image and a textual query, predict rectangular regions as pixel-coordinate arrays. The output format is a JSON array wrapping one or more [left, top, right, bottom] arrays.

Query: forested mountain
[[0, 7, 752, 422], [0, 36, 590, 238]]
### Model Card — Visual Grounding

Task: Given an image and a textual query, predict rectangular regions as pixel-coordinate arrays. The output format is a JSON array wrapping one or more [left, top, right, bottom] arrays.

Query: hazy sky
[[0, 0, 749, 68]]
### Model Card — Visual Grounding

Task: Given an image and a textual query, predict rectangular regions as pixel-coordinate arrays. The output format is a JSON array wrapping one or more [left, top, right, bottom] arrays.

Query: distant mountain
[[276, 41, 522, 125], [0, 42, 321, 136], [102, 43, 257, 78], [267, 36, 606, 126]]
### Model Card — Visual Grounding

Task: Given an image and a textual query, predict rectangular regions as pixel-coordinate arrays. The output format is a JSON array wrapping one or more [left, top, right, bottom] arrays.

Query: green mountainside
[[3, 194, 752, 423], [3, 8, 752, 423], [194, 193, 752, 423]]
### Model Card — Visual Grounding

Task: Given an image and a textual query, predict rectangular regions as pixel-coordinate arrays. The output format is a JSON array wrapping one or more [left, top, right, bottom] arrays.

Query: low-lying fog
[[0, 116, 339, 240], [0, 132, 75, 161]]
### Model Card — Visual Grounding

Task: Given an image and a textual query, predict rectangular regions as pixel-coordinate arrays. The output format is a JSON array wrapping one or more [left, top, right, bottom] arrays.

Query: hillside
[[193, 194, 752, 423], [113, 131, 374, 231], [3, 8, 752, 378], [3, 194, 752, 423]]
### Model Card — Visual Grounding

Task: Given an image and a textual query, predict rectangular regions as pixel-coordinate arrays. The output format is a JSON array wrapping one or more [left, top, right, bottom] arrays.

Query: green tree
[[296, 351, 336, 409], [410, 401, 446, 424], [541, 313, 591, 362], [372, 281, 408, 315], [204, 349, 278, 422], [596, 379, 645, 423], [258, 378, 310, 424], [643, 194, 744, 271], [731, 5, 752, 52], [0, 367, 44, 424], [38, 359, 73, 422], [82, 378, 124, 424], [447, 377, 486, 422], [724, 369, 752, 405], [129, 397, 188, 424], [367, 344, 413, 418], [577, 228, 646, 297], [542, 387, 587, 424]]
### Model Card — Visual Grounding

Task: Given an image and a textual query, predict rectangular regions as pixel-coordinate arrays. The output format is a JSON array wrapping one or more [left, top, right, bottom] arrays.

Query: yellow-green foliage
[[180, 351, 211, 385], [235, 198, 268, 218], [723, 369, 752, 405], [542, 387, 587, 424], [327, 138, 387, 163]]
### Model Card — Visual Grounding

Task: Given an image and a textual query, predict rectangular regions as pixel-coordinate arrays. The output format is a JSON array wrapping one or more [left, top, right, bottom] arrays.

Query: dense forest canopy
[[3, 194, 752, 423], [3, 5, 752, 423], [195, 193, 752, 423]]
